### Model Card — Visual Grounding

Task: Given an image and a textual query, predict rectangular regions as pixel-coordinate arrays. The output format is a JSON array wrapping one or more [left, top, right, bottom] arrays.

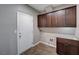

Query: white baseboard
[[33, 41, 41, 47], [18, 44, 33, 55], [33, 41, 56, 48], [40, 41, 56, 48]]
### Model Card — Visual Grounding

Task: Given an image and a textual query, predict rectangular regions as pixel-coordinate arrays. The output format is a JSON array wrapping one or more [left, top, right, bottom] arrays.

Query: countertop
[[55, 34, 79, 41]]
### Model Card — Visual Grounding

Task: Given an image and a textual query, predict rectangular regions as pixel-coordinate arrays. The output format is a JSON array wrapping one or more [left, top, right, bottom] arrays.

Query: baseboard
[[18, 44, 33, 55], [33, 41, 41, 47], [40, 41, 56, 48], [33, 41, 56, 48]]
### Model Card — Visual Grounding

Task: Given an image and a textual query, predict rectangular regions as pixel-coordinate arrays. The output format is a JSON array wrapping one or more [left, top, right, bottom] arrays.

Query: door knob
[[19, 33, 21, 34], [19, 35, 21, 38]]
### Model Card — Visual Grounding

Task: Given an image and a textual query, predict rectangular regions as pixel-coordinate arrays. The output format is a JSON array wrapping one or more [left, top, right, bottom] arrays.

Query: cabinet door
[[55, 10, 65, 27], [38, 14, 47, 27], [57, 42, 65, 55], [65, 44, 78, 55], [51, 12, 57, 27], [65, 6, 76, 27], [57, 37, 79, 55], [46, 13, 52, 27], [46, 12, 58, 27]]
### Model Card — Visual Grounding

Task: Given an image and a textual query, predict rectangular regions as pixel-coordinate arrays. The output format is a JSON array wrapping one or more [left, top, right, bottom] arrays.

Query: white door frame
[[17, 11, 33, 55]]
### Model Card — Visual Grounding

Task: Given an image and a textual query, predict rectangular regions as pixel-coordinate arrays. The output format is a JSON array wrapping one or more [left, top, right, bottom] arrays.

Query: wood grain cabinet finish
[[46, 13, 52, 27], [55, 10, 65, 27], [38, 6, 76, 27], [51, 12, 57, 27], [46, 13, 57, 27], [38, 14, 47, 27], [65, 6, 76, 27], [57, 37, 79, 55]]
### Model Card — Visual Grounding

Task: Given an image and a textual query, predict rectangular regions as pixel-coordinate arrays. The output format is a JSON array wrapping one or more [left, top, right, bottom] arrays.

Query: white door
[[17, 12, 33, 54]]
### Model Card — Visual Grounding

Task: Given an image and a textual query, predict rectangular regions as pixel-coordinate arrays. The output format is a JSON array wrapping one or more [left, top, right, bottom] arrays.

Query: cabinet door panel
[[38, 15, 42, 27], [69, 45, 78, 55], [38, 14, 47, 27], [57, 42, 65, 55], [51, 12, 57, 27], [46, 13, 52, 27], [38, 6, 76, 27], [57, 37, 79, 55], [65, 7, 76, 27], [55, 10, 65, 27]]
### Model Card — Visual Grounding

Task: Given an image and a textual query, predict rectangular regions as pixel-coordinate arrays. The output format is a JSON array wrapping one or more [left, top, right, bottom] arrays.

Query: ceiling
[[28, 4, 62, 12]]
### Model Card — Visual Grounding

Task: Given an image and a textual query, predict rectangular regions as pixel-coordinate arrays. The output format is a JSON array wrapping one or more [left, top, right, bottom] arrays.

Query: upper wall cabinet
[[65, 6, 76, 27], [38, 14, 47, 27], [55, 10, 65, 27], [38, 6, 76, 27], [46, 13, 52, 27], [51, 12, 57, 27]]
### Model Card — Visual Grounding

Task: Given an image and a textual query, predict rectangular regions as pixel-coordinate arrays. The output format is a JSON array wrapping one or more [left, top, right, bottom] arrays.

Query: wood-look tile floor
[[21, 43, 57, 55]]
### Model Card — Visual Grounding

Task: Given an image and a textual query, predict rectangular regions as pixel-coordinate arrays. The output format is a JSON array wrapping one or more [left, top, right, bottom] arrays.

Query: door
[[17, 12, 33, 54]]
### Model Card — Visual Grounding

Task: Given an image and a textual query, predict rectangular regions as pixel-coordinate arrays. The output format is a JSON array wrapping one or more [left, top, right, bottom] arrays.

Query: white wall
[[40, 32, 56, 47], [75, 4, 79, 38], [40, 27, 76, 35], [40, 32, 77, 48], [0, 4, 40, 55]]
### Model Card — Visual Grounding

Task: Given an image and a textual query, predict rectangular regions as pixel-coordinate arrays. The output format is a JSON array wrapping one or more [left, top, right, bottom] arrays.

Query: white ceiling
[[28, 4, 62, 12]]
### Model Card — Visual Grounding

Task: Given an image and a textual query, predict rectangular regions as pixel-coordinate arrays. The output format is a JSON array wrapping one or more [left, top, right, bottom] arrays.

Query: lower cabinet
[[57, 42, 65, 55], [57, 37, 79, 55]]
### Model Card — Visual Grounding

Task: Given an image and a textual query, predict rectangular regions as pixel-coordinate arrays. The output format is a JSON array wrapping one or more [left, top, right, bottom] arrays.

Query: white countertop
[[55, 34, 79, 41]]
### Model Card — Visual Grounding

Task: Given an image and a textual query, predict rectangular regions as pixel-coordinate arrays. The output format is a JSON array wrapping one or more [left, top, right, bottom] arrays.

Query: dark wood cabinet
[[57, 37, 79, 55], [65, 6, 76, 27], [38, 6, 76, 27], [38, 14, 47, 27], [57, 42, 65, 54], [46, 12, 57, 27], [46, 13, 52, 27], [55, 10, 65, 27], [51, 12, 57, 27]]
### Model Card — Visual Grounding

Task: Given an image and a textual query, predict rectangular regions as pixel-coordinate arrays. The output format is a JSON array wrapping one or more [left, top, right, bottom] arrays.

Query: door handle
[[19, 34, 22, 38], [19, 35, 21, 38], [19, 33, 21, 34]]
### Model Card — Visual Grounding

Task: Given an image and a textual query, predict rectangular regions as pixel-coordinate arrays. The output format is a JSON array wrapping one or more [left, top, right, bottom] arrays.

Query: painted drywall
[[75, 4, 79, 38], [40, 27, 76, 35], [0, 5, 17, 55], [40, 32, 77, 48], [0, 4, 40, 55], [40, 32, 56, 47]]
